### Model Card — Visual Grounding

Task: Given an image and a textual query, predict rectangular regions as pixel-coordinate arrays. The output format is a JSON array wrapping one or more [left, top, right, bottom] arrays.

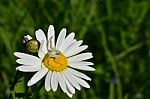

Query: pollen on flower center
[[43, 53, 68, 71]]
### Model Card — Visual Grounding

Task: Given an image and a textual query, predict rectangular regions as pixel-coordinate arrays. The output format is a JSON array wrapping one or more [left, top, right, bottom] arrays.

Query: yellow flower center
[[43, 53, 68, 71]]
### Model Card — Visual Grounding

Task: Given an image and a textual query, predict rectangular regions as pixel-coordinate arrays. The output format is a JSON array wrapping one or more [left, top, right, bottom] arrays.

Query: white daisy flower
[[14, 25, 95, 98], [23, 35, 33, 43]]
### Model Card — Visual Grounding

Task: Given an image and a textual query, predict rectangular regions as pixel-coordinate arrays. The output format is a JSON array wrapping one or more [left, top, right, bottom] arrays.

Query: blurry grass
[[0, 0, 150, 99]]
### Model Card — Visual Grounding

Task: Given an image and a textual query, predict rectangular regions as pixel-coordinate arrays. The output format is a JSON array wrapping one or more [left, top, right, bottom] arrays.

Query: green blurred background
[[0, 0, 150, 99]]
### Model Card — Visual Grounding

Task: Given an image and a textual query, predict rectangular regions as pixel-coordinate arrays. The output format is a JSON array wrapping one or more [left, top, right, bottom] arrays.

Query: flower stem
[[32, 80, 44, 99], [108, 83, 115, 99], [98, 26, 122, 99], [8, 71, 24, 99], [8, 71, 18, 99]]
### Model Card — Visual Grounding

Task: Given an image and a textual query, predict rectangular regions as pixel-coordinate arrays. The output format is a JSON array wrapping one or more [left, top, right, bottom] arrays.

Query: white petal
[[35, 29, 46, 42], [63, 40, 83, 55], [24, 35, 32, 41], [69, 65, 95, 71], [66, 45, 88, 57], [68, 61, 94, 66], [57, 72, 67, 93], [56, 28, 66, 49], [35, 29, 47, 53], [16, 66, 41, 72], [45, 71, 52, 91], [51, 71, 58, 92], [71, 74, 90, 88], [16, 59, 41, 66], [67, 68, 91, 81], [68, 52, 93, 62], [63, 70, 81, 90], [66, 92, 73, 98], [27, 68, 48, 86], [61, 39, 76, 53], [14, 52, 41, 61], [26, 35, 32, 40], [60, 32, 75, 52], [38, 40, 46, 59], [47, 25, 55, 48], [61, 72, 75, 94]]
